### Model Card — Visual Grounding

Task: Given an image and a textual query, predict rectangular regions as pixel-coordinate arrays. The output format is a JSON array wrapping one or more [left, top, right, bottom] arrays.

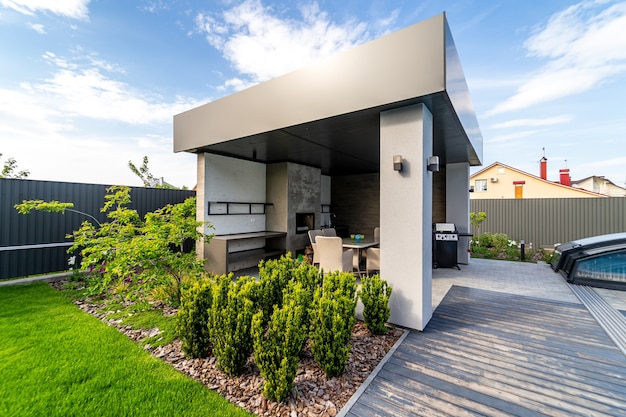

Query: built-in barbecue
[[433, 223, 460, 270]]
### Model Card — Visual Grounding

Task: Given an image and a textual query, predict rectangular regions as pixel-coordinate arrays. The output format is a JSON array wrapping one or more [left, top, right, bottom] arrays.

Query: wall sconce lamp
[[393, 155, 403, 172], [427, 155, 440, 172]]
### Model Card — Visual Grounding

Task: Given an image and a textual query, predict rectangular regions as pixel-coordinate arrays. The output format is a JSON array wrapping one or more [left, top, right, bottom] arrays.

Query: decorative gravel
[[69, 289, 401, 417]]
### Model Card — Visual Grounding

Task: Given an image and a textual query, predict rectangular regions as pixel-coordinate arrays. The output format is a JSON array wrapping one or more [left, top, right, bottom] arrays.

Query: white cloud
[[0, 128, 197, 187], [194, 0, 374, 87], [488, 0, 626, 115], [0, 51, 206, 161], [141, 1, 169, 14], [16, 52, 203, 126], [0, 0, 90, 19], [218, 77, 256, 92], [486, 130, 542, 143], [374, 8, 399, 29], [42, 51, 77, 69], [28, 22, 45, 33], [0, 48, 204, 187], [491, 115, 573, 129]]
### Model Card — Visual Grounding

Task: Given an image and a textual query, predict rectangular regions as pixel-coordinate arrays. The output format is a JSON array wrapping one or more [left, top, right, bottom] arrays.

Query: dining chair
[[366, 247, 380, 275], [316, 236, 353, 275], [322, 228, 337, 237], [364, 226, 380, 274], [308, 229, 324, 265]]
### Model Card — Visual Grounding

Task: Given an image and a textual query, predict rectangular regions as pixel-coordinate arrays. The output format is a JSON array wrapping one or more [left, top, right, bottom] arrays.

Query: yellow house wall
[[470, 164, 600, 199]]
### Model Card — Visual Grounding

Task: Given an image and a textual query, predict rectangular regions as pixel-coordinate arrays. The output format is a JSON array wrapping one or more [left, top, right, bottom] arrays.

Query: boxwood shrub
[[209, 274, 256, 376], [252, 281, 309, 402], [358, 274, 392, 335], [309, 271, 357, 378], [176, 277, 213, 358]]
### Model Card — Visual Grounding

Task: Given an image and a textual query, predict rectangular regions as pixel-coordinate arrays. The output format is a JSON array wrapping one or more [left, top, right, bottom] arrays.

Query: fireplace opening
[[296, 213, 314, 234]]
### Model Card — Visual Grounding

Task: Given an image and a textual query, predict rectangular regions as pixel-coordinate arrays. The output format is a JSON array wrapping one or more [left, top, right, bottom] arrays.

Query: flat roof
[[174, 13, 482, 175]]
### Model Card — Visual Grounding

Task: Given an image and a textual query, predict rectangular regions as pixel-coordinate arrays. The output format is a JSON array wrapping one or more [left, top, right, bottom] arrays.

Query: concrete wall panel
[[288, 163, 321, 253], [202, 153, 266, 237]]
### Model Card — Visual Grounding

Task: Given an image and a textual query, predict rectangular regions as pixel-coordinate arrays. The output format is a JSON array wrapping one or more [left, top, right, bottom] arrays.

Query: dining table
[[342, 238, 379, 276]]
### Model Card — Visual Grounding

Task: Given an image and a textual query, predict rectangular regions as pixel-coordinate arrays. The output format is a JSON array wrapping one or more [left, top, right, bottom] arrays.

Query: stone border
[[0, 271, 84, 287], [336, 327, 410, 417]]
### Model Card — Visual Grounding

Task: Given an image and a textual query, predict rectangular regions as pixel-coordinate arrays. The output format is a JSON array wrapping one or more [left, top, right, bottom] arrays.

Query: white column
[[446, 162, 471, 264], [380, 103, 433, 331], [196, 153, 209, 260]]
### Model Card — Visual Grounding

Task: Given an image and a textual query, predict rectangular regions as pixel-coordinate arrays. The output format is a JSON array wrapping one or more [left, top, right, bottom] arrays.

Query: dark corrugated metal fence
[[470, 198, 626, 249], [0, 178, 195, 280]]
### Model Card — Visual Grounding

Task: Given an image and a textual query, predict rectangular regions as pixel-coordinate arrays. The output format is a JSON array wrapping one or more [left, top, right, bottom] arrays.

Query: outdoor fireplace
[[296, 213, 314, 234]]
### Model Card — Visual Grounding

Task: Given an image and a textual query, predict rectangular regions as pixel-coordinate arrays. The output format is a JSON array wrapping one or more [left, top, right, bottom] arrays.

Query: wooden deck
[[342, 285, 626, 416]]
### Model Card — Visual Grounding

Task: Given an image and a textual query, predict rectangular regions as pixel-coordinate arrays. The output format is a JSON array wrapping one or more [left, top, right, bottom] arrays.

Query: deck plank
[[342, 285, 626, 417], [400, 327, 626, 398]]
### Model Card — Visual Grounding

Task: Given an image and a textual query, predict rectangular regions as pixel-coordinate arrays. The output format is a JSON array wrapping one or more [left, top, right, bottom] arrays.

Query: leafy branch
[[1, 153, 29, 179], [14, 200, 101, 226]]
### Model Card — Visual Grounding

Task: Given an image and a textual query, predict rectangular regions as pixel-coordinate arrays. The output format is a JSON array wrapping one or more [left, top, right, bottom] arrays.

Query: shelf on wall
[[208, 201, 273, 215], [206, 231, 287, 274]]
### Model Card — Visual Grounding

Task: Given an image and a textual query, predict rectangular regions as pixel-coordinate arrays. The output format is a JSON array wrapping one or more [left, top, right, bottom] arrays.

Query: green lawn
[[0, 283, 251, 417]]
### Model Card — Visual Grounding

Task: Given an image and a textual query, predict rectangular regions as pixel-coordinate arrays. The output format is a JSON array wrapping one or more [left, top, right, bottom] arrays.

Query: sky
[[1, 0, 625, 189]]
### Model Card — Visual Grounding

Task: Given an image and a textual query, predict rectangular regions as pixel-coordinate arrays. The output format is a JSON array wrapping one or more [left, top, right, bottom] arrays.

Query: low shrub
[[535, 249, 553, 263], [358, 274, 392, 335], [471, 232, 553, 263], [209, 274, 256, 376], [255, 255, 294, 327], [490, 233, 513, 252], [470, 245, 494, 259], [176, 277, 213, 358], [255, 254, 321, 329], [477, 233, 492, 248], [309, 271, 357, 378], [252, 281, 309, 402], [291, 260, 322, 331]]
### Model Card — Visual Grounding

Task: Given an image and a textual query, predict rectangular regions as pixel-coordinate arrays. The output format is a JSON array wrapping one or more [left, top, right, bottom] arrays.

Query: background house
[[469, 158, 625, 249], [572, 176, 626, 197], [470, 162, 604, 199]]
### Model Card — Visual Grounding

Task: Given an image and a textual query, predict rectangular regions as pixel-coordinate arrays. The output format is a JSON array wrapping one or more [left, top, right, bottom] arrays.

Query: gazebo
[[173, 13, 483, 330]]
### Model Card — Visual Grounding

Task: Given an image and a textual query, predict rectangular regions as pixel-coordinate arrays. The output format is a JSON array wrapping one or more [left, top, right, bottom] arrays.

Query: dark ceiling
[[191, 91, 481, 176]]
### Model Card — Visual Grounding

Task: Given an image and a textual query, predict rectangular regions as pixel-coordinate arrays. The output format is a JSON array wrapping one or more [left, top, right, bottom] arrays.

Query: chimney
[[559, 168, 571, 186], [539, 148, 548, 180], [540, 157, 548, 180]]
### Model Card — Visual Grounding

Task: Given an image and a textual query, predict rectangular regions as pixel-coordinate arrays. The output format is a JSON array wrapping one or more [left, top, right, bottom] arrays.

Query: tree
[[0, 153, 29, 179], [139, 195, 211, 304], [128, 155, 155, 187], [16, 186, 213, 304], [470, 211, 487, 244], [128, 155, 180, 189]]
